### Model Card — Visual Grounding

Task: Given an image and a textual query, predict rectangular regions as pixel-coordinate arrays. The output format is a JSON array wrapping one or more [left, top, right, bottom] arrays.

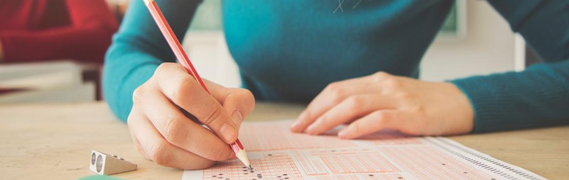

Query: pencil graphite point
[[248, 165, 253, 171]]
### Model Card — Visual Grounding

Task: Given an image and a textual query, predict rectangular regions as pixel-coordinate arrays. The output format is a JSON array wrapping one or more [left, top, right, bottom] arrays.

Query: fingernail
[[338, 128, 348, 139], [291, 121, 301, 130], [232, 110, 243, 123], [306, 124, 317, 134], [220, 123, 236, 142], [291, 112, 306, 132]]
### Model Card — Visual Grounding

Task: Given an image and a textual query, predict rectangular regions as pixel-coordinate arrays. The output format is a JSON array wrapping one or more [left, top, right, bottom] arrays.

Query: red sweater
[[0, 0, 119, 64]]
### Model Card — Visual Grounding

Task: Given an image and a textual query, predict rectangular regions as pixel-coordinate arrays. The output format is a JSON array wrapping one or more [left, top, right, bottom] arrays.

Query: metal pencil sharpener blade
[[89, 150, 137, 175]]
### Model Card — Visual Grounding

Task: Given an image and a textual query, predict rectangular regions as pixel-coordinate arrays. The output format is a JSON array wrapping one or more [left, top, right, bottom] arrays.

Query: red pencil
[[143, 0, 251, 170]]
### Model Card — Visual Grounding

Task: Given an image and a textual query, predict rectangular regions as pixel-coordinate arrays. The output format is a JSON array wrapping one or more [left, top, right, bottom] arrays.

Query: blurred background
[[0, 0, 540, 104]]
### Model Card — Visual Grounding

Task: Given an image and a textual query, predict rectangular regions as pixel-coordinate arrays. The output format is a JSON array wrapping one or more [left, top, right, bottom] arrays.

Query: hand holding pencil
[[124, 0, 255, 170]]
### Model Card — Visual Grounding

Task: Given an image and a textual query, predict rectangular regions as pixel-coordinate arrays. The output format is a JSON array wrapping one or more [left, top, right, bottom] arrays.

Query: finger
[[136, 81, 234, 161], [206, 81, 255, 127], [131, 127, 150, 159], [336, 71, 393, 85], [304, 94, 397, 135], [153, 63, 238, 143], [128, 108, 216, 169], [127, 107, 150, 160], [338, 110, 409, 139], [291, 82, 384, 133], [219, 88, 255, 128]]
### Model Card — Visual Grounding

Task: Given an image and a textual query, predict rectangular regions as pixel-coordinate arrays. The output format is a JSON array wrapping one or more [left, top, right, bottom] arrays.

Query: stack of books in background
[[0, 61, 96, 103]]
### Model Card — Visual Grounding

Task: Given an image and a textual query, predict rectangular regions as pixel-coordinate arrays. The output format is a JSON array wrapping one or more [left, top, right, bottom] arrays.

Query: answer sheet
[[183, 120, 545, 180]]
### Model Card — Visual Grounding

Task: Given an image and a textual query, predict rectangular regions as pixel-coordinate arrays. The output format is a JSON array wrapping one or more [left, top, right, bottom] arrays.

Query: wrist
[[444, 82, 475, 134]]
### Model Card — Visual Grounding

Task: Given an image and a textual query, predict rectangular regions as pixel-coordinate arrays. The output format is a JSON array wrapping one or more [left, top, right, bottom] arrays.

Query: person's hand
[[128, 63, 255, 169], [291, 72, 474, 139]]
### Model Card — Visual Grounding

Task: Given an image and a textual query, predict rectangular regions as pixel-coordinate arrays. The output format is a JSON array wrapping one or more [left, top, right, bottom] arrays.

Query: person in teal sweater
[[104, 0, 569, 169]]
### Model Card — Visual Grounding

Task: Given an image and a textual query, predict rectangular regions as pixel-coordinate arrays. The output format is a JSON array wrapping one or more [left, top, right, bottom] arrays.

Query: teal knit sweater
[[104, 0, 569, 133]]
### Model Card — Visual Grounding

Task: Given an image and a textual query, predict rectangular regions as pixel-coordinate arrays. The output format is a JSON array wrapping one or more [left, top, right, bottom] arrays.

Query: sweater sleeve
[[103, 0, 201, 122], [0, 0, 118, 63], [451, 0, 569, 133]]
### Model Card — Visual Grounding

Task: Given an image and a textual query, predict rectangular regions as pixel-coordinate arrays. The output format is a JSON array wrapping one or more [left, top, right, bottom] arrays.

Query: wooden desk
[[1, 102, 567, 180]]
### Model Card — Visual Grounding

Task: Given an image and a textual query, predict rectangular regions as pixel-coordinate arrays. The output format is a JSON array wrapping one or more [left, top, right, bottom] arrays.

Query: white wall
[[184, 32, 241, 88], [421, 0, 521, 81], [183, 0, 521, 88]]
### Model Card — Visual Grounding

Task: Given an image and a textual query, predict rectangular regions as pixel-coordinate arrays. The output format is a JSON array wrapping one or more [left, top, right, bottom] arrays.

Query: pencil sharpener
[[89, 150, 137, 175]]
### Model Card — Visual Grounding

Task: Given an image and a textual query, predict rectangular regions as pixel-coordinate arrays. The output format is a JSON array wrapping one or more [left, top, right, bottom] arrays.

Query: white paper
[[183, 120, 545, 180]]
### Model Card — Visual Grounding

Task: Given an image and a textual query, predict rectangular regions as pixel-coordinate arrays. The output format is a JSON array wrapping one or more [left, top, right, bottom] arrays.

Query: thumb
[[154, 64, 241, 144], [203, 80, 255, 132], [219, 88, 256, 128]]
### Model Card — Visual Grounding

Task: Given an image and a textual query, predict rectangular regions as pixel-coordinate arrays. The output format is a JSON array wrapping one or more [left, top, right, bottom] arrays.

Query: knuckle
[[318, 116, 330, 125], [154, 64, 166, 77], [325, 82, 341, 93], [126, 107, 143, 127], [156, 63, 176, 73], [396, 92, 416, 100], [127, 116, 135, 128], [374, 71, 389, 78], [373, 72, 390, 81], [150, 142, 171, 166], [164, 117, 185, 143], [201, 101, 223, 125], [384, 78, 402, 88], [170, 77, 193, 102], [154, 63, 174, 78], [371, 111, 391, 123], [326, 84, 345, 103], [346, 96, 366, 110], [331, 90, 345, 103], [126, 110, 136, 125], [132, 87, 145, 105]]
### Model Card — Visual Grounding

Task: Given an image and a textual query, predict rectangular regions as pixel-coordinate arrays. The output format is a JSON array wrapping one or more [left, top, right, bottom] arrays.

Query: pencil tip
[[248, 165, 253, 171]]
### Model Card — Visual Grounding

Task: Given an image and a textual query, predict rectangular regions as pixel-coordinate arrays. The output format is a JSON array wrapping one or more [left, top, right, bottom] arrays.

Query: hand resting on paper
[[291, 72, 474, 139], [128, 63, 255, 169]]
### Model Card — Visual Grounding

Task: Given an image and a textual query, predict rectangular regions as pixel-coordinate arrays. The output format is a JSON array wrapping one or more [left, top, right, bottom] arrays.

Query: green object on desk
[[78, 175, 123, 180]]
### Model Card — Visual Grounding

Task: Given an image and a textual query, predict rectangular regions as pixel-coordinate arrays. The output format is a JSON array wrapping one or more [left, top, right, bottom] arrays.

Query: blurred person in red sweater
[[0, 0, 119, 64]]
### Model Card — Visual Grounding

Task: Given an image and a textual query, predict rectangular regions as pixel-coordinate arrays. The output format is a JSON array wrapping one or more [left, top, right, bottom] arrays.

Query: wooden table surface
[[1, 102, 567, 180]]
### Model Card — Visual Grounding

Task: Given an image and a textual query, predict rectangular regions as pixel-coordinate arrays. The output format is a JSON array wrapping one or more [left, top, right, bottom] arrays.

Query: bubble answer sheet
[[183, 120, 545, 180]]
